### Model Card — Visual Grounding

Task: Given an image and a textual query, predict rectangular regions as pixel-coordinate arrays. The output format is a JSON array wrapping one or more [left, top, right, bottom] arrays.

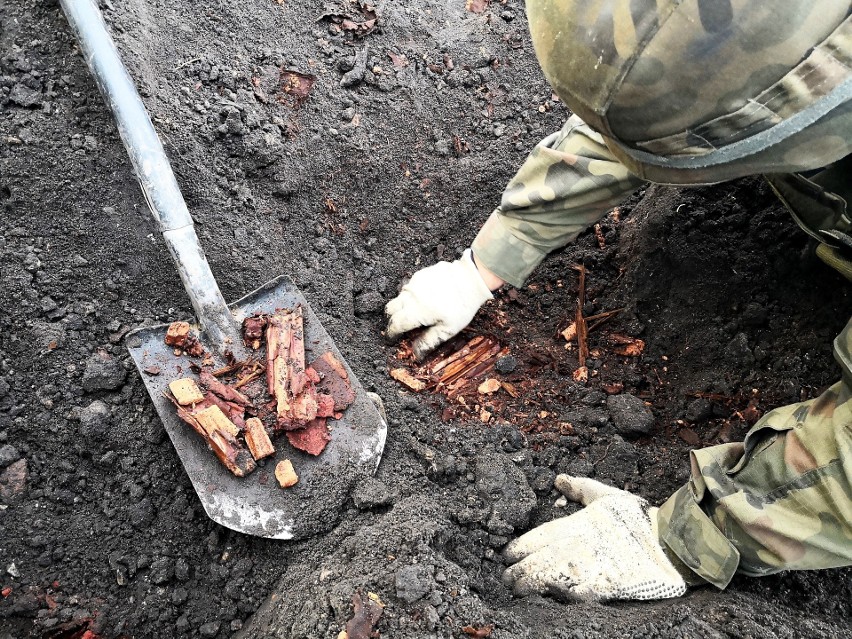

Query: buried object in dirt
[[58, 0, 387, 538]]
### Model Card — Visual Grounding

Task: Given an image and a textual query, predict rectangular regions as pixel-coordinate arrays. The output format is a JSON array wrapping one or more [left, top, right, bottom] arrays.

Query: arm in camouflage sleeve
[[471, 114, 645, 288], [657, 316, 852, 589]]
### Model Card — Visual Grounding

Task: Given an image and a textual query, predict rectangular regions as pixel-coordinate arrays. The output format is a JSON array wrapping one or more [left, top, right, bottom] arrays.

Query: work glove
[[503, 475, 688, 602], [385, 249, 493, 359]]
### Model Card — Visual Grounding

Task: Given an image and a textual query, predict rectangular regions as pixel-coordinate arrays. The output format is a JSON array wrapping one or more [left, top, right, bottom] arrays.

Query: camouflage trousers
[[658, 321, 852, 588], [472, 116, 852, 588]]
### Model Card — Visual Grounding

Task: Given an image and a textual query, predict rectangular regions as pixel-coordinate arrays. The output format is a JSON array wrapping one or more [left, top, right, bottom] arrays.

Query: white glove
[[385, 249, 493, 359], [503, 475, 687, 602]]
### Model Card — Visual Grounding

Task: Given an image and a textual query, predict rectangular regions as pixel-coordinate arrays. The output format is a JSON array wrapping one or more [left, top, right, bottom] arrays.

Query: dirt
[[1, 1, 850, 638]]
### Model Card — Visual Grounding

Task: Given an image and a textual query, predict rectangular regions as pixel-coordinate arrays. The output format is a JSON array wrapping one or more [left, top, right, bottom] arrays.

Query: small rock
[[81, 351, 127, 391], [341, 47, 369, 88], [395, 565, 432, 604], [0, 377, 9, 398], [171, 588, 188, 606], [685, 398, 714, 423], [130, 498, 155, 529], [354, 290, 384, 316], [149, 557, 174, 584], [175, 615, 190, 634], [607, 394, 654, 436], [40, 296, 58, 313], [0, 444, 20, 468], [9, 83, 41, 107], [0, 459, 28, 504], [174, 557, 191, 581], [725, 332, 755, 366], [78, 400, 111, 440], [230, 557, 252, 579], [494, 355, 517, 374], [199, 621, 221, 637], [475, 452, 536, 529], [7, 562, 20, 578], [352, 477, 395, 510]]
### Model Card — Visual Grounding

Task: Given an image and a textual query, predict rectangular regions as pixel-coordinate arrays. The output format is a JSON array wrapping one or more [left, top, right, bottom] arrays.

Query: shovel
[[61, 0, 387, 539]]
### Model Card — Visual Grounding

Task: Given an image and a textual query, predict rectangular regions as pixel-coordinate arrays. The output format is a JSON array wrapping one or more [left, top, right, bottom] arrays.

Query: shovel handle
[[60, 0, 239, 352]]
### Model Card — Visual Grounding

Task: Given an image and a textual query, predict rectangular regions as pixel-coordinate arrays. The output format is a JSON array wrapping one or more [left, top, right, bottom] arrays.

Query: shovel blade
[[126, 275, 387, 540]]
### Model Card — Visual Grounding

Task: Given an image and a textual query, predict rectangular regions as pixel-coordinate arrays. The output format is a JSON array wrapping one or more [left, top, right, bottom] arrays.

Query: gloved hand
[[385, 249, 494, 359], [503, 475, 688, 602]]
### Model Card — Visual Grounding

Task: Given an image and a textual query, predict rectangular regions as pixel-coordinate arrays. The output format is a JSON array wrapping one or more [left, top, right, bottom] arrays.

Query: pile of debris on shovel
[[160, 307, 355, 487]]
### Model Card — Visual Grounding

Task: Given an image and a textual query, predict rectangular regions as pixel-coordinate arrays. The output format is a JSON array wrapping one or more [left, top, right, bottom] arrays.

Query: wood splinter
[[275, 459, 298, 488], [172, 403, 255, 477], [244, 417, 275, 460], [169, 378, 204, 406]]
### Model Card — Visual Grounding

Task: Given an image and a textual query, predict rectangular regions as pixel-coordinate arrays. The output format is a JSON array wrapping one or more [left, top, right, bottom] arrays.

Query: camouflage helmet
[[527, 1, 852, 183]]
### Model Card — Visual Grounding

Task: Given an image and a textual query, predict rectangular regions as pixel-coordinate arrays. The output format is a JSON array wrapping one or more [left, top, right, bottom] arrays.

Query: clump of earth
[[1, 1, 850, 638]]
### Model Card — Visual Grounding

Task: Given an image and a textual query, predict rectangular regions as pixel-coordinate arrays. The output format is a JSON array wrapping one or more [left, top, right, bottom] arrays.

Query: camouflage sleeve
[[657, 316, 852, 589], [471, 115, 645, 288]]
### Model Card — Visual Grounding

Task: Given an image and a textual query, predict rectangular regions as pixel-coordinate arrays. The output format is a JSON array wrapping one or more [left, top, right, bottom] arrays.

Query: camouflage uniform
[[472, 1, 852, 588]]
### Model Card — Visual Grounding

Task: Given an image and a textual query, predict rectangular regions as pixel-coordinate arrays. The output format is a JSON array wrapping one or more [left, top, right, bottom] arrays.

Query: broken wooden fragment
[[311, 352, 355, 410], [572, 366, 588, 383], [573, 264, 589, 368], [390, 367, 426, 391], [429, 335, 486, 376], [165, 321, 190, 347], [434, 337, 502, 387], [201, 391, 246, 430], [242, 314, 268, 349], [275, 459, 298, 488], [173, 404, 255, 477], [477, 378, 501, 394], [184, 335, 205, 357], [267, 308, 317, 426], [193, 404, 241, 439], [291, 391, 318, 423], [244, 417, 275, 460], [169, 378, 204, 405], [286, 418, 331, 456], [200, 371, 251, 407], [560, 322, 577, 343], [608, 334, 645, 357], [342, 591, 384, 639]]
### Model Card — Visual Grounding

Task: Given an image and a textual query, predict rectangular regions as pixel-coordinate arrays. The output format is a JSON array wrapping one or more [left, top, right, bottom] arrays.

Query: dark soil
[[1, 1, 850, 638]]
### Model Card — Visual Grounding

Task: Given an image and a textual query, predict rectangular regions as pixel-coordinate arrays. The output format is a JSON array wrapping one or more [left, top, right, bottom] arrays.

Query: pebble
[[9, 83, 41, 107], [0, 444, 20, 468], [395, 565, 432, 604], [130, 498, 155, 529], [494, 355, 517, 375], [606, 394, 654, 436], [199, 621, 221, 637], [175, 557, 191, 581], [230, 558, 252, 579], [149, 557, 174, 585], [341, 47, 369, 88], [0, 459, 28, 504], [81, 351, 127, 392], [78, 400, 111, 440]]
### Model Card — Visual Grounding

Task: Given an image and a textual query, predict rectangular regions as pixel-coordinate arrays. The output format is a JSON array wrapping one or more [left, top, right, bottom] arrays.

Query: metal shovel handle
[[60, 0, 239, 352]]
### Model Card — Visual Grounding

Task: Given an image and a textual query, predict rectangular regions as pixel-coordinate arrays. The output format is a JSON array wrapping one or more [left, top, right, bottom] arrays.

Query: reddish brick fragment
[[316, 393, 335, 418], [286, 419, 331, 456]]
